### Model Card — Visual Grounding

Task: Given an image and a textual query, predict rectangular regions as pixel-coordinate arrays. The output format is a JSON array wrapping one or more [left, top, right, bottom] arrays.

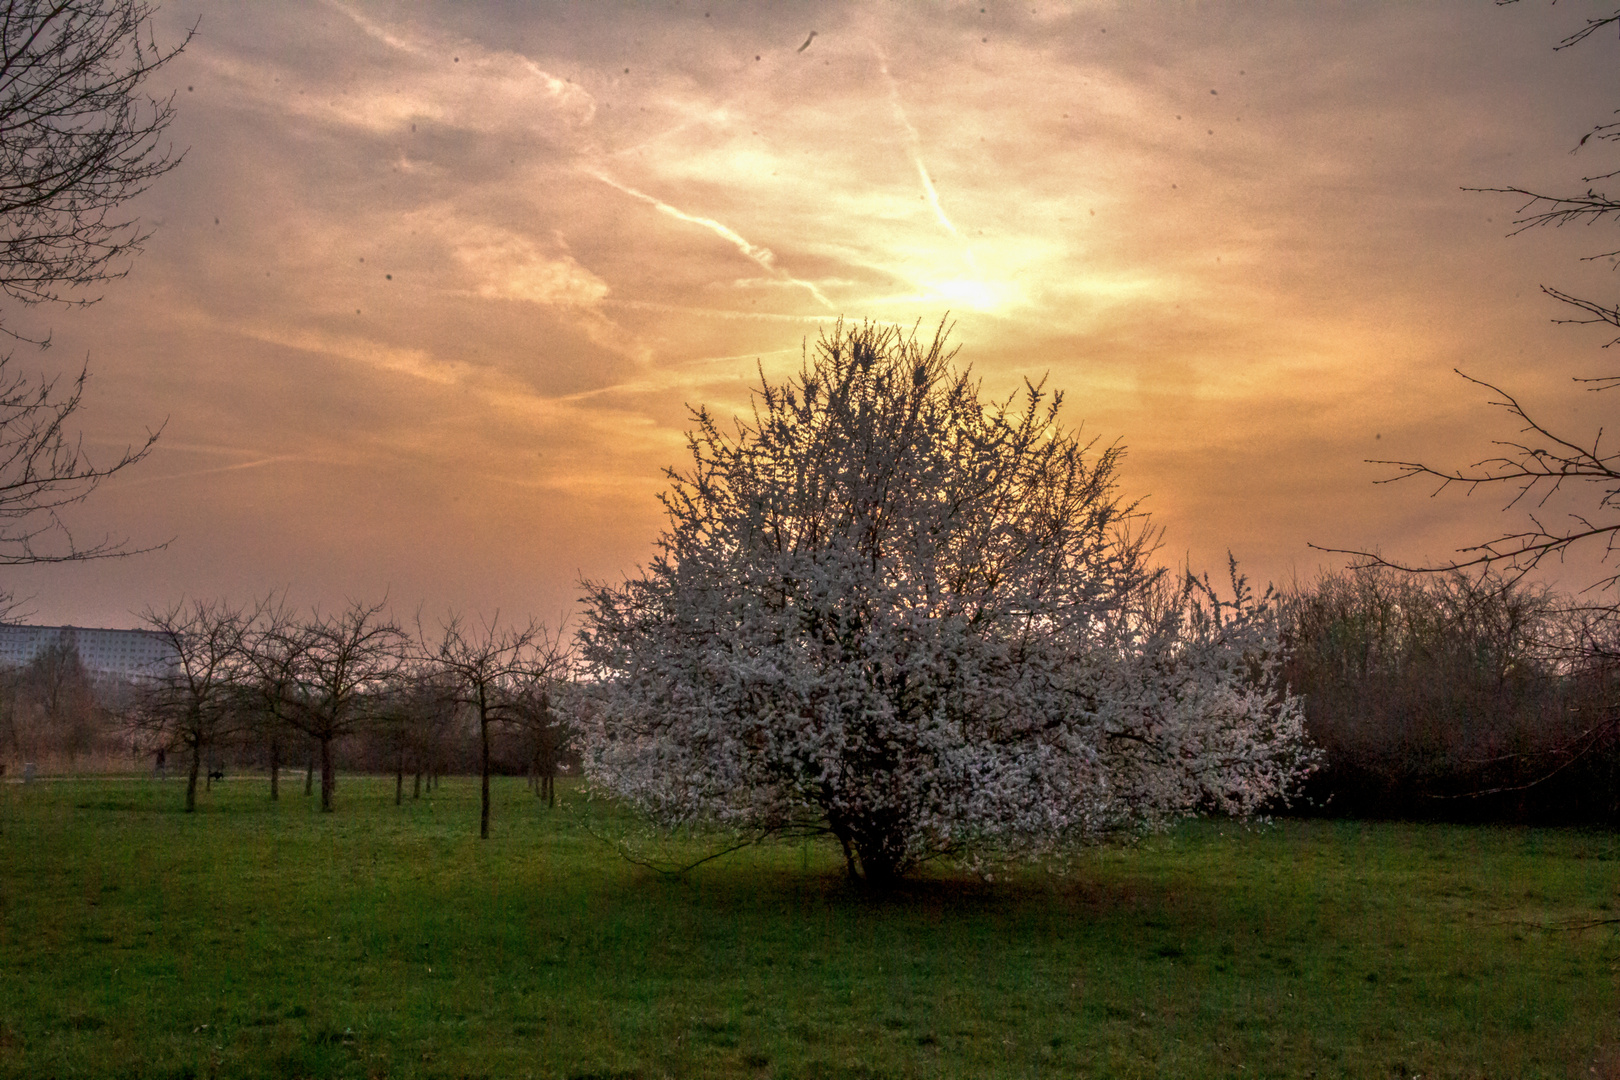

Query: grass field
[[0, 775, 1615, 1079]]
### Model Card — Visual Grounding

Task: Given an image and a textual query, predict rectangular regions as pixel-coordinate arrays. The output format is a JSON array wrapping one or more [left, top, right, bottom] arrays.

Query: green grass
[[0, 775, 1615, 1079]]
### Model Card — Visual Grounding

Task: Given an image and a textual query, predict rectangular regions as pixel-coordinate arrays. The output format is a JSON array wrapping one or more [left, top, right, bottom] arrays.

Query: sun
[[931, 277, 1018, 313]]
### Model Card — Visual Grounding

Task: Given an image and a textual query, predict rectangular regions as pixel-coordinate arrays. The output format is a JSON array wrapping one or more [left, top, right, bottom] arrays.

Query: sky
[[5, 0, 1619, 630]]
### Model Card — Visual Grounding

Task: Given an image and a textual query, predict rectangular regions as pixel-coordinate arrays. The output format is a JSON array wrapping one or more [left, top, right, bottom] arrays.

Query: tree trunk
[[848, 822, 907, 888], [319, 737, 335, 812], [854, 843, 902, 888], [480, 713, 491, 839], [185, 739, 200, 813], [830, 819, 857, 881], [537, 741, 556, 806], [269, 738, 280, 802], [305, 751, 314, 796]]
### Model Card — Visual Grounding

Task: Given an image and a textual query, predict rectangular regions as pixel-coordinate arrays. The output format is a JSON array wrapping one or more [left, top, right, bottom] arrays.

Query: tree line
[[10, 563, 1613, 830], [1281, 566, 1620, 825], [0, 599, 578, 835]]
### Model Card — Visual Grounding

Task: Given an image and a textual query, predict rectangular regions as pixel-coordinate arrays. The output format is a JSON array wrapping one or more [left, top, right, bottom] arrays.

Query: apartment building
[[0, 624, 177, 680]]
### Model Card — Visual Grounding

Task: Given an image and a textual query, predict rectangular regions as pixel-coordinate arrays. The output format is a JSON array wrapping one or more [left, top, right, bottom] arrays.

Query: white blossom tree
[[580, 322, 1313, 884]]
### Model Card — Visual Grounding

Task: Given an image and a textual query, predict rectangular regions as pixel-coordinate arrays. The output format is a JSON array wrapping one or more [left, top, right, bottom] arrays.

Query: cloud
[[449, 225, 610, 307], [20, 0, 1612, 629]]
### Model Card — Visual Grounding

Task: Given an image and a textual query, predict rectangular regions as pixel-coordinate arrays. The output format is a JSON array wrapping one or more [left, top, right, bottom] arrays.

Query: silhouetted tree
[[0, 1, 191, 330], [0, 1, 191, 605], [423, 615, 567, 838], [137, 600, 247, 812], [258, 601, 404, 813], [370, 660, 453, 807], [0, 663, 20, 763], [511, 673, 575, 808], [236, 598, 304, 801], [1331, 6, 1620, 796], [1477, 4, 1620, 349], [1350, 7, 1620, 589]]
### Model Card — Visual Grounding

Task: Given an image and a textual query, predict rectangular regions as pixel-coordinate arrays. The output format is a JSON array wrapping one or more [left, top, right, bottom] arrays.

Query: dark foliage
[[1281, 567, 1620, 824]]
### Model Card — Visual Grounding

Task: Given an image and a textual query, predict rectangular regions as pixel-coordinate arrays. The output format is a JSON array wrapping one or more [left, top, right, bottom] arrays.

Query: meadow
[[0, 775, 1614, 1079]]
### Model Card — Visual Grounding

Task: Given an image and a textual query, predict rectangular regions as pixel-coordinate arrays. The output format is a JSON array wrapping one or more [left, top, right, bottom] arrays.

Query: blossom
[[580, 321, 1313, 882]]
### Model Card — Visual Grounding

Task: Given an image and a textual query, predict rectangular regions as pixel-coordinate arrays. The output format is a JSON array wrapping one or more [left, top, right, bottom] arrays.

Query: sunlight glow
[[929, 277, 1020, 313]]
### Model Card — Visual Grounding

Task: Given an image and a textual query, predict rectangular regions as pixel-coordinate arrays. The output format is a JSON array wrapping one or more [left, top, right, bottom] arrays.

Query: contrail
[[123, 455, 306, 487], [592, 172, 836, 309], [324, 0, 426, 57], [325, 1, 583, 105], [873, 44, 980, 273]]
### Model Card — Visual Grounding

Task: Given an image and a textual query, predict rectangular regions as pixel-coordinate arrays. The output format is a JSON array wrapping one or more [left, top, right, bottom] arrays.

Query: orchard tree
[[513, 675, 573, 808], [370, 661, 436, 807], [137, 599, 246, 812], [262, 600, 404, 813], [581, 321, 1312, 884], [423, 614, 567, 838], [235, 597, 305, 801]]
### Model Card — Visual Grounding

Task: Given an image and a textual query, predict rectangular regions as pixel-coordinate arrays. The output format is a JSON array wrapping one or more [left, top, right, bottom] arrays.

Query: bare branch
[[0, 1, 193, 337], [1318, 370, 1620, 588], [0, 2, 192, 597], [0, 355, 163, 571]]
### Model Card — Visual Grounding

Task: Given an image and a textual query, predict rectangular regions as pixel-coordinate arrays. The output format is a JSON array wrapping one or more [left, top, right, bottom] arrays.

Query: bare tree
[[235, 597, 304, 801], [509, 671, 574, 808], [22, 631, 94, 760], [137, 599, 247, 812], [1355, 371, 1620, 591], [1332, 7, 1620, 593], [0, 662, 19, 764], [0, 0, 192, 329], [0, 361, 159, 572], [0, 1, 190, 603], [1320, 7, 1620, 801], [1471, 5, 1620, 347], [371, 659, 452, 807], [423, 614, 566, 838], [0, 630, 106, 766], [264, 600, 404, 813]]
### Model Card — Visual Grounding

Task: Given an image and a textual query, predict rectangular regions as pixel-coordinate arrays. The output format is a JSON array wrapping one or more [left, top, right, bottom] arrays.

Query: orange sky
[[7, 0, 1618, 628]]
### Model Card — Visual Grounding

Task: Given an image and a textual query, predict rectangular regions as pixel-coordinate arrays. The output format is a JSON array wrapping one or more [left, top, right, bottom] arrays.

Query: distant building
[[0, 624, 177, 680]]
